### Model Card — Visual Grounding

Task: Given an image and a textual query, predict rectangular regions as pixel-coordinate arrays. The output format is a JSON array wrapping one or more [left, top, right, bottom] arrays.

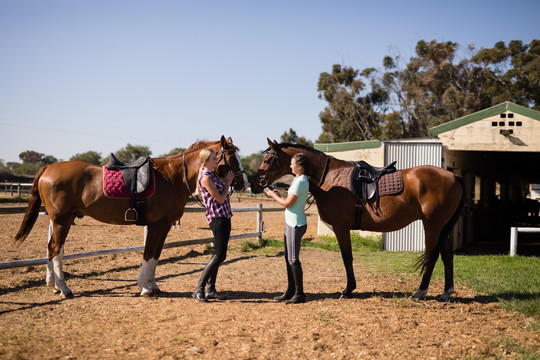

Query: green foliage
[[280, 128, 313, 147], [13, 163, 42, 175], [240, 151, 264, 181], [18, 150, 44, 164], [160, 147, 186, 157], [317, 64, 386, 142], [113, 144, 152, 163], [70, 151, 102, 165], [18, 150, 57, 165], [318, 39, 540, 142]]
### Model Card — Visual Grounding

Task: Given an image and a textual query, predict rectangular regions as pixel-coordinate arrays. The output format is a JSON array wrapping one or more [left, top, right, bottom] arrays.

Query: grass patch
[[240, 233, 382, 254]]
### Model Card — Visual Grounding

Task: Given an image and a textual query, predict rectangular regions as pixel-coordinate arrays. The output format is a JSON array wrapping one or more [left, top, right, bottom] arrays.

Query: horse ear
[[226, 137, 233, 145], [267, 138, 273, 147], [220, 135, 227, 147]]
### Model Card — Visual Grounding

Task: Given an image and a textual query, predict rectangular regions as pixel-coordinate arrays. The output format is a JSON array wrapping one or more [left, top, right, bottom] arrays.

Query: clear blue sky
[[1, 0, 538, 163]]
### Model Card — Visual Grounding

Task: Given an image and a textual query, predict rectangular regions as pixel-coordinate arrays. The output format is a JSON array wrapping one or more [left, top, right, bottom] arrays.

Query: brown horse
[[251, 139, 464, 301], [13, 136, 247, 298]]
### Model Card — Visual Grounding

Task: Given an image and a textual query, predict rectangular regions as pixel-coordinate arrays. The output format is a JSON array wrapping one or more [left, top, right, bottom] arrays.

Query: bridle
[[256, 148, 330, 211], [217, 146, 246, 179], [182, 145, 246, 206], [256, 150, 280, 188]]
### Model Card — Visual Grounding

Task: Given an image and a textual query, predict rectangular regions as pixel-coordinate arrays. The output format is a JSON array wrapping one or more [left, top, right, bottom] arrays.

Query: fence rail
[[509, 226, 540, 256], [0, 204, 284, 270], [0, 182, 33, 197]]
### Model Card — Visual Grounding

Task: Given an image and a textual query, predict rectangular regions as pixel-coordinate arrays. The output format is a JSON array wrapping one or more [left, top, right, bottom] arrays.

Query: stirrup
[[125, 208, 138, 222]]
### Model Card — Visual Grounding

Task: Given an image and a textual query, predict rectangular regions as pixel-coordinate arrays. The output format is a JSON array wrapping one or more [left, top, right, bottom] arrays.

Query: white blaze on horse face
[[138, 258, 159, 296], [235, 151, 248, 191]]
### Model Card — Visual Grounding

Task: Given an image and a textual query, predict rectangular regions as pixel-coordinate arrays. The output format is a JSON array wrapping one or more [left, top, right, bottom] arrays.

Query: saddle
[[105, 153, 154, 225], [350, 160, 398, 209]]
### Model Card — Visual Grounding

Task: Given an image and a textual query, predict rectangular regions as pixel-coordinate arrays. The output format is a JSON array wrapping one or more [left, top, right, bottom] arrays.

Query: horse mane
[[275, 142, 339, 161], [184, 139, 218, 154]]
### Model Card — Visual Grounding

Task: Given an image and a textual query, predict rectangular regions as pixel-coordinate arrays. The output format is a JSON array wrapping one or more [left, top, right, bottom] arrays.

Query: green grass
[[242, 234, 540, 321]]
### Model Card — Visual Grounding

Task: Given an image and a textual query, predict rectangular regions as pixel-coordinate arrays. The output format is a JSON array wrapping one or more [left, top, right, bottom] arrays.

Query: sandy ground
[[0, 198, 538, 359]]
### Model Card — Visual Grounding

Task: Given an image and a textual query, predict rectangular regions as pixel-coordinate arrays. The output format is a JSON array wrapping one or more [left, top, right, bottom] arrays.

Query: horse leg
[[412, 226, 440, 300], [334, 227, 356, 298], [47, 217, 75, 298], [138, 222, 170, 296], [45, 220, 59, 294], [439, 236, 455, 302]]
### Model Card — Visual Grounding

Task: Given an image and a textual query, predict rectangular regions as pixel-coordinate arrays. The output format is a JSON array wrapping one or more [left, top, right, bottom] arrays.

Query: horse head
[[250, 138, 294, 194], [215, 135, 248, 191]]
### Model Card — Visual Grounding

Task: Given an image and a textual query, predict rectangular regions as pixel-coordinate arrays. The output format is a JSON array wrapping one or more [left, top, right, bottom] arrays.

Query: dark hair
[[292, 153, 310, 175]]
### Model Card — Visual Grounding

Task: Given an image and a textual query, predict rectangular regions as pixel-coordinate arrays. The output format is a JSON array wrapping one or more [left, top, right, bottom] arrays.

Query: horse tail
[[13, 166, 47, 245], [416, 175, 465, 274]]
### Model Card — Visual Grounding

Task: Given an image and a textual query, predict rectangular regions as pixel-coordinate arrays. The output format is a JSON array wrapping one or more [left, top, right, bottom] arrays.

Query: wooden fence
[[0, 183, 33, 197], [0, 204, 284, 270]]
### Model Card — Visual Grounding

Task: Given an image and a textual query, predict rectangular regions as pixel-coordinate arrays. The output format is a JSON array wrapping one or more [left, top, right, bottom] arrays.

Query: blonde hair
[[195, 148, 215, 194]]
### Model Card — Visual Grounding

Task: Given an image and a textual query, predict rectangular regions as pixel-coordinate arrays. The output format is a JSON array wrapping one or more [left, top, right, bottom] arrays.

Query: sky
[[1, 0, 539, 163]]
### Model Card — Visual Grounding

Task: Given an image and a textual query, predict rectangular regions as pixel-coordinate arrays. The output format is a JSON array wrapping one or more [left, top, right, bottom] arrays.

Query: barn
[[314, 101, 540, 255]]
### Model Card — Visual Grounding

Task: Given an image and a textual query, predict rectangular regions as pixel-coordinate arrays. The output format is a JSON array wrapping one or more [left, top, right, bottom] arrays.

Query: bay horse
[[13, 136, 247, 298], [251, 139, 464, 301]]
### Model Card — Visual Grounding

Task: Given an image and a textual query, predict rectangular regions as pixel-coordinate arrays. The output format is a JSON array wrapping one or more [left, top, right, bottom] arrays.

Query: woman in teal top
[[265, 153, 310, 304]]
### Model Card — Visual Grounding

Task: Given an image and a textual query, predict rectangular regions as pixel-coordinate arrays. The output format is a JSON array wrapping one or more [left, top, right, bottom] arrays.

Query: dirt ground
[[0, 198, 538, 359]]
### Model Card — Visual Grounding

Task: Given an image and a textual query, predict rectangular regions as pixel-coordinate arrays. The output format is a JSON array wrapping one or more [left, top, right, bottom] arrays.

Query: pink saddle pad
[[103, 166, 156, 199]]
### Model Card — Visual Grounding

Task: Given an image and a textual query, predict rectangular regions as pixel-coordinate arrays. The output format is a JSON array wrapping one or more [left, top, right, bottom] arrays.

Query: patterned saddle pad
[[103, 166, 156, 199], [378, 170, 403, 196]]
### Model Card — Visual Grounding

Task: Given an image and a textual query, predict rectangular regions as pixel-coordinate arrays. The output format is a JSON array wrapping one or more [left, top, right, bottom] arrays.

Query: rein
[[258, 147, 330, 212], [304, 156, 330, 211], [182, 152, 205, 207]]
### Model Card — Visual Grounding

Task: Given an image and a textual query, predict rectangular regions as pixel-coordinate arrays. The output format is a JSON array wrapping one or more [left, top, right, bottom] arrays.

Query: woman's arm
[[266, 190, 298, 208], [200, 171, 233, 204]]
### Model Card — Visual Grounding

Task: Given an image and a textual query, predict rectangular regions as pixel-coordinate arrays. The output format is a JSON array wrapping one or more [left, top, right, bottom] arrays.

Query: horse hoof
[[339, 292, 352, 300], [438, 291, 454, 302], [61, 292, 74, 299], [411, 289, 428, 299], [140, 288, 155, 297]]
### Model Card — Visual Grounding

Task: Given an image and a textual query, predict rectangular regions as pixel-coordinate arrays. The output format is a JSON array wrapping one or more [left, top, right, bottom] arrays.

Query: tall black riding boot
[[286, 260, 306, 304], [192, 255, 220, 302], [273, 261, 295, 300], [205, 267, 227, 300]]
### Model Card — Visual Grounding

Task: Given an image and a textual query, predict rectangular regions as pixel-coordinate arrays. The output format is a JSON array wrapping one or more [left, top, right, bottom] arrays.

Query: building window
[[508, 113, 514, 118], [499, 121, 505, 126], [509, 121, 515, 126], [500, 113, 507, 118]]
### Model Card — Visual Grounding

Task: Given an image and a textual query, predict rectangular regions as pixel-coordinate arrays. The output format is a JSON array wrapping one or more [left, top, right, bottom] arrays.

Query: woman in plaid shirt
[[192, 149, 234, 302]]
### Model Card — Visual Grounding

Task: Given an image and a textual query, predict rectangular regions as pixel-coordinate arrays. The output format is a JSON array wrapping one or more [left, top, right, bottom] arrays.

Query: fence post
[[256, 203, 263, 244], [510, 227, 517, 256], [18, 183, 21, 198]]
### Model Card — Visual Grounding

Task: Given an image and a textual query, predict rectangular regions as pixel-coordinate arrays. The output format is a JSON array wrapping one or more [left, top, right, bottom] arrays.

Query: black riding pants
[[198, 217, 231, 290]]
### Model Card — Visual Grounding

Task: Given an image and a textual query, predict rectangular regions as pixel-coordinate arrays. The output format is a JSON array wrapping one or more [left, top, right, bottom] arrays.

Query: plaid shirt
[[199, 169, 233, 224]]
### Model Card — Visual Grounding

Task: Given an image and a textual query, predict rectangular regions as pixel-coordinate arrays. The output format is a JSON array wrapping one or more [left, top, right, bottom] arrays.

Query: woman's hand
[[224, 170, 234, 186], [265, 189, 276, 198]]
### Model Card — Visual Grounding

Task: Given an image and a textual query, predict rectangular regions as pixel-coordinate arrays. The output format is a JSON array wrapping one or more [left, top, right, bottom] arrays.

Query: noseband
[[256, 150, 279, 188]]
